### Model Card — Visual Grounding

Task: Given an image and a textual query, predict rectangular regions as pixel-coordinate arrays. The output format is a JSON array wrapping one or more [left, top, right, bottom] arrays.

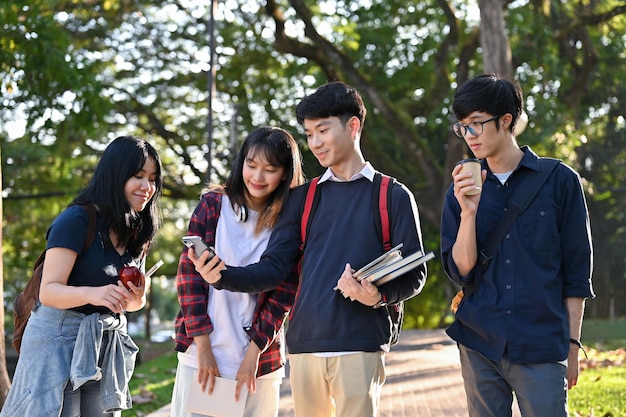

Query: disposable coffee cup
[[457, 158, 482, 195]]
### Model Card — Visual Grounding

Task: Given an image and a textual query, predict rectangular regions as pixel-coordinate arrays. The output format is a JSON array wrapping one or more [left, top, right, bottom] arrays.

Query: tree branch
[[265, 0, 444, 226]]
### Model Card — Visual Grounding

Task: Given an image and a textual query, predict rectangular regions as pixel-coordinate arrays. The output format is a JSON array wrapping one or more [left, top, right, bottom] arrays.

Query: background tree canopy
[[2, 0, 626, 329]]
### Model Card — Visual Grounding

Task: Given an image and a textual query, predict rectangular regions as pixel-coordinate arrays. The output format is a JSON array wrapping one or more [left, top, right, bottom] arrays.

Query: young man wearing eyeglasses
[[440, 73, 594, 417]]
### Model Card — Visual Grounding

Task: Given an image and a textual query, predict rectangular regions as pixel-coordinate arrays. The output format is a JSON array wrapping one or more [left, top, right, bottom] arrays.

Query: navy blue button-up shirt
[[441, 146, 594, 364]]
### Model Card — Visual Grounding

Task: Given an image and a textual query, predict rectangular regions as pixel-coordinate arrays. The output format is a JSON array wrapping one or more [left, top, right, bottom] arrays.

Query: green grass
[[122, 350, 177, 417], [568, 319, 626, 417], [569, 363, 626, 416]]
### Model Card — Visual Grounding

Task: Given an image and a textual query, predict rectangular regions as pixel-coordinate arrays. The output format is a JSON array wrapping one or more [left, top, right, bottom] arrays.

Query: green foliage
[[2, 0, 626, 327], [403, 223, 452, 329], [582, 319, 626, 351], [148, 276, 179, 324]]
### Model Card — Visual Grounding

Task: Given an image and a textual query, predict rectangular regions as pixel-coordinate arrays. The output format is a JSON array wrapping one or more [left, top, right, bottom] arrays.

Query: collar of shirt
[[484, 145, 539, 177], [318, 162, 376, 184]]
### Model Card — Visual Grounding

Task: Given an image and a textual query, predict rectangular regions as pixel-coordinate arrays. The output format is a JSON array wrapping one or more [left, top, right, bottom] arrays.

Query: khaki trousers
[[289, 352, 386, 417]]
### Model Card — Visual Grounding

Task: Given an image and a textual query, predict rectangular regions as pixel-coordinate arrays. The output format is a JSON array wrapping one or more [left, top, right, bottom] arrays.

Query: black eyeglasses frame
[[451, 115, 501, 138]]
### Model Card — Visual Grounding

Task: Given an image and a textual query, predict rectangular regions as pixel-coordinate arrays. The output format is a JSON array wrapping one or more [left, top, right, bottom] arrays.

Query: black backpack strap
[[477, 158, 560, 269]]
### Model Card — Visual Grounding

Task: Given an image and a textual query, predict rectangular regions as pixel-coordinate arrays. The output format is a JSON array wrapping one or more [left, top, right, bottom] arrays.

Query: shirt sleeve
[[46, 205, 90, 254], [558, 168, 595, 299], [215, 187, 304, 293], [247, 266, 298, 351], [175, 193, 220, 338], [440, 183, 480, 288]]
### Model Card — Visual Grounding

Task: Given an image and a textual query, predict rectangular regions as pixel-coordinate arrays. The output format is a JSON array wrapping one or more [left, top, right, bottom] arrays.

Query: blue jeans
[[0, 305, 135, 417], [459, 344, 568, 417], [61, 380, 119, 417]]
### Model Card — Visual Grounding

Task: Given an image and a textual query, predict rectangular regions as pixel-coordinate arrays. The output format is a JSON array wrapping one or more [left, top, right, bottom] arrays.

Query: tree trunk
[[478, 0, 530, 136], [0, 145, 14, 406], [478, 0, 513, 78]]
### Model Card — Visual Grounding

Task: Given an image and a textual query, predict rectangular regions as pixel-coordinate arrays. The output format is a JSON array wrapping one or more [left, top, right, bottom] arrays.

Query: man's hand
[[452, 163, 485, 214], [335, 263, 381, 307], [567, 343, 580, 389]]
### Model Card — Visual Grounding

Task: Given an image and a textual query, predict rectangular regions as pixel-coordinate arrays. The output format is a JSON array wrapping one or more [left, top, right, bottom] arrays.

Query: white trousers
[[170, 361, 282, 417]]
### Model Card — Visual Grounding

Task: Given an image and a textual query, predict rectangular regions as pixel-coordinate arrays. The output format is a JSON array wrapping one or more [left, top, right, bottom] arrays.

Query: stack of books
[[353, 243, 435, 286]]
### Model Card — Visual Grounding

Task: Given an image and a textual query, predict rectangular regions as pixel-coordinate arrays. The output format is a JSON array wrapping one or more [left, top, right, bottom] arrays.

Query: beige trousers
[[288, 352, 386, 417]]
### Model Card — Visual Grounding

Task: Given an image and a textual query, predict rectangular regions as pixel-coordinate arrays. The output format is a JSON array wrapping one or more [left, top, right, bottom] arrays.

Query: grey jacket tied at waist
[[0, 305, 139, 417], [71, 312, 139, 412]]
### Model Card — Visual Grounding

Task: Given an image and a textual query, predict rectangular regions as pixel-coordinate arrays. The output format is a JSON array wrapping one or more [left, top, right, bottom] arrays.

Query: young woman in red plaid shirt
[[171, 126, 304, 417]]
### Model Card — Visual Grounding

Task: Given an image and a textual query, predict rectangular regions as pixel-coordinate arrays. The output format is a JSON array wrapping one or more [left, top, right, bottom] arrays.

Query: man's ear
[[500, 113, 513, 130], [348, 116, 362, 138]]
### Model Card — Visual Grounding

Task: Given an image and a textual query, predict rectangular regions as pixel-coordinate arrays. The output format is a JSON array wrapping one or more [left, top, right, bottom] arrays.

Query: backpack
[[12, 204, 97, 354], [300, 173, 404, 346]]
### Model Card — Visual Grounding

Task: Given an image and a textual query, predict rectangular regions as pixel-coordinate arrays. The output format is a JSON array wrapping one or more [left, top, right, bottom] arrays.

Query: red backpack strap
[[373, 173, 394, 251], [300, 177, 320, 251], [378, 175, 392, 251], [301, 174, 393, 252]]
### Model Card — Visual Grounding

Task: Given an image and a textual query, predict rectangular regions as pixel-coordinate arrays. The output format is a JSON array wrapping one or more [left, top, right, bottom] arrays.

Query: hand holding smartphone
[[181, 236, 216, 262]]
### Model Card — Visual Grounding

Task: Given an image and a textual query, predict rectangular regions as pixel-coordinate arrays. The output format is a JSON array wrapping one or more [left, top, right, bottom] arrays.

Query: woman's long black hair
[[72, 136, 163, 257]]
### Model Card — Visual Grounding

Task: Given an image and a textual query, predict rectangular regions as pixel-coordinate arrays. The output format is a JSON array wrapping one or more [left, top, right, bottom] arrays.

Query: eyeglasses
[[451, 115, 500, 138]]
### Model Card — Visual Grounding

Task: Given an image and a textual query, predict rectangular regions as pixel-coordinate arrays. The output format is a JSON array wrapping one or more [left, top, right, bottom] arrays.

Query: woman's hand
[[195, 334, 220, 394], [188, 248, 226, 284], [85, 284, 133, 314], [39, 248, 146, 313], [120, 279, 147, 312], [235, 342, 261, 400]]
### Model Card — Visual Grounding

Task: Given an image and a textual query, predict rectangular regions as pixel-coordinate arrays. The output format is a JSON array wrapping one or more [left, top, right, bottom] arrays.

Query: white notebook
[[186, 372, 248, 417]]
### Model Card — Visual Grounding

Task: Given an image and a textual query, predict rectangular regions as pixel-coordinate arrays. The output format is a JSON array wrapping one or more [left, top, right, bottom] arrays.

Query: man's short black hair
[[296, 81, 367, 131], [452, 73, 523, 132]]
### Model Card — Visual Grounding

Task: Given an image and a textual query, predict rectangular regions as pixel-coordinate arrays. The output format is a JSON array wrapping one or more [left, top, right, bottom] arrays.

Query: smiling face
[[304, 116, 357, 170], [242, 151, 286, 210], [124, 157, 158, 212]]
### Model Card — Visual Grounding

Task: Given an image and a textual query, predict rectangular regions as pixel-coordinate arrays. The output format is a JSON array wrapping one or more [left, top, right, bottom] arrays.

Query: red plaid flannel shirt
[[174, 192, 297, 376]]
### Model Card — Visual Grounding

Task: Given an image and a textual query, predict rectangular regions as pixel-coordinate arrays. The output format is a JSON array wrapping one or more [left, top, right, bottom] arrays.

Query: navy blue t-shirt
[[46, 205, 143, 315]]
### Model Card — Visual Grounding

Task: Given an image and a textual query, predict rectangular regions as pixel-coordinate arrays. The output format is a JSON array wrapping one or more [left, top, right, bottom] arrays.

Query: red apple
[[119, 266, 143, 289]]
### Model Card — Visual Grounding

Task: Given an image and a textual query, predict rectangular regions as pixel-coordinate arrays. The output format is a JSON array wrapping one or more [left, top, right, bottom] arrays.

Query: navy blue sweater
[[215, 175, 427, 353]]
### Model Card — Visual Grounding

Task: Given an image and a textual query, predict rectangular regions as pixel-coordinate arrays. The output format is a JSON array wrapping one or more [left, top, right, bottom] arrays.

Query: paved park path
[[146, 329, 521, 417]]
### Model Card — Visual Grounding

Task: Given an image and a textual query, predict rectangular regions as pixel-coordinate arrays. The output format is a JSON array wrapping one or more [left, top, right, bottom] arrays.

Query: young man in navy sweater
[[191, 81, 427, 417]]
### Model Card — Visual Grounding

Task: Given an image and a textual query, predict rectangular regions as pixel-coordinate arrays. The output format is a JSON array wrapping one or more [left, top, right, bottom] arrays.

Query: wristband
[[569, 338, 588, 359], [372, 293, 387, 309]]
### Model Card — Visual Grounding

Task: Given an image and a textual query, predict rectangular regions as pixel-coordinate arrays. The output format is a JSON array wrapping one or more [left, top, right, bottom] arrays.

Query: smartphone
[[181, 236, 216, 261]]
